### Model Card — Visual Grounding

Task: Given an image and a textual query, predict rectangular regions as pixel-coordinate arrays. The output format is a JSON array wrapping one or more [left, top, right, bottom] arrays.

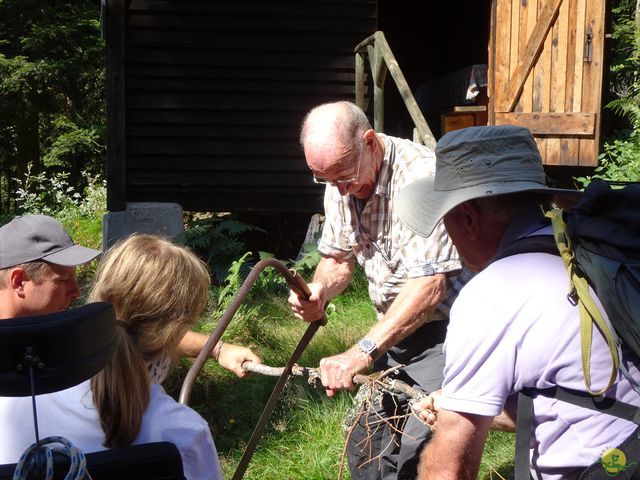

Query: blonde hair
[[89, 234, 210, 447]]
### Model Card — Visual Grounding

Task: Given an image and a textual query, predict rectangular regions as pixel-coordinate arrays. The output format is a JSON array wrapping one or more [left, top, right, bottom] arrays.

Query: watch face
[[359, 338, 376, 354]]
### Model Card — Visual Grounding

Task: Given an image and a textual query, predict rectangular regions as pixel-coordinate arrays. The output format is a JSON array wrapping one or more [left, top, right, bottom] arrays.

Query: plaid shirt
[[318, 134, 466, 321]]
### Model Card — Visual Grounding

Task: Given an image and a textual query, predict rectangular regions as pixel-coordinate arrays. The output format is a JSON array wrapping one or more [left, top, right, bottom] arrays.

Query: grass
[[164, 265, 516, 479]]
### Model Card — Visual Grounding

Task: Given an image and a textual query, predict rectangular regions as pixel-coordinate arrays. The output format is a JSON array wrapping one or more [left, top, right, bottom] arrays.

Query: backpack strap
[[515, 390, 535, 480], [545, 208, 620, 396], [515, 387, 640, 480]]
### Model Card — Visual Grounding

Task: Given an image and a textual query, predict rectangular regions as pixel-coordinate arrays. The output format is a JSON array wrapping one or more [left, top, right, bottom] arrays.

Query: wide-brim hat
[[0, 214, 100, 269], [397, 125, 582, 238]]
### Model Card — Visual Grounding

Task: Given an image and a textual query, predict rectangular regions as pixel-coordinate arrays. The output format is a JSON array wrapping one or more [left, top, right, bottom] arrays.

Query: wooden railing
[[355, 31, 436, 150]]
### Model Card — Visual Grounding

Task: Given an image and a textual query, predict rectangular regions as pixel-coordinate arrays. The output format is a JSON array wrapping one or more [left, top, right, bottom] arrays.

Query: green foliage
[[14, 162, 80, 216], [41, 115, 104, 171], [0, 0, 105, 214], [576, 129, 640, 186], [578, 1, 640, 186], [178, 215, 267, 285], [13, 164, 105, 251]]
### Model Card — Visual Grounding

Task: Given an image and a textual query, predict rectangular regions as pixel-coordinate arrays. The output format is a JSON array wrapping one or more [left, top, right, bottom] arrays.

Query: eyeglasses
[[313, 144, 364, 186]]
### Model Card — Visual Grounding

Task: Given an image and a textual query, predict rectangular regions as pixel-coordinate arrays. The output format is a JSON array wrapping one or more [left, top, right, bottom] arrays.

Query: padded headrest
[[0, 302, 117, 396]]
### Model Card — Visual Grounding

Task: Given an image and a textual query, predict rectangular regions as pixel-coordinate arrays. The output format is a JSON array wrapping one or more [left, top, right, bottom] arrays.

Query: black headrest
[[0, 302, 117, 396]]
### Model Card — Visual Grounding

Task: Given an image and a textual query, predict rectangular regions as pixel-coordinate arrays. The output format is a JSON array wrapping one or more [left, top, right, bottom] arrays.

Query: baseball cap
[[0, 214, 101, 269], [397, 125, 581, 237]]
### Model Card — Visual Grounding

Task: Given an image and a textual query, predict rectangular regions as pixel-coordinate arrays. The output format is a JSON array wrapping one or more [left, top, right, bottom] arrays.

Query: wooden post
[[355, 51, 366, 111], [106, 0, 127, 212]]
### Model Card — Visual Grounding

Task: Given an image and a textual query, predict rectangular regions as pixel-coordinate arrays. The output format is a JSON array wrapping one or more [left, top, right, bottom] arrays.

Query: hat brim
[[397, 176, 582, 238], [42, 244, 101, 267]]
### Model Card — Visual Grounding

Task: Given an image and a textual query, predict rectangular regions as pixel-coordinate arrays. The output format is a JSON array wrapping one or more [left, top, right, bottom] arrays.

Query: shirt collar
[[498, 206, 552, 251], [374, 133, 394, 198]]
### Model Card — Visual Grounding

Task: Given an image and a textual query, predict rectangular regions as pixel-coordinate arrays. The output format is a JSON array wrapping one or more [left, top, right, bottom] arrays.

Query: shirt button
[[365, 243, 371, 249]]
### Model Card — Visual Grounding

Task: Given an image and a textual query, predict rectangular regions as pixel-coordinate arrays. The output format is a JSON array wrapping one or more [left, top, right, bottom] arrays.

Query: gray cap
[[0, 214, 100, 269], [397, 125, 581, 237]]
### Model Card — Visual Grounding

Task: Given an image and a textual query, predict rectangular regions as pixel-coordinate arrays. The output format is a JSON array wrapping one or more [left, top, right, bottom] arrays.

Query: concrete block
[[102, 202, 184, 251]]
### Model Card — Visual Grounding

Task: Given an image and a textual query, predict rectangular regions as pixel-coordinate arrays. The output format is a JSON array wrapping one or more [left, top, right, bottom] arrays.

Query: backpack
[[503, 179, 640, 479], [498, 179, 640, 395]]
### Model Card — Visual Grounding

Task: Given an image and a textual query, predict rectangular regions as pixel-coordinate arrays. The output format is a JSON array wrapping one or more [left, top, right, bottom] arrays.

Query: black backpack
[[494, 180, 640, 479]]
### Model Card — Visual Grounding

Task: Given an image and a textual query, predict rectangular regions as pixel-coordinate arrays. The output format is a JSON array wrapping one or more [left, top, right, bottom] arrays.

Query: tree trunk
[[15, 101, 40, 181]]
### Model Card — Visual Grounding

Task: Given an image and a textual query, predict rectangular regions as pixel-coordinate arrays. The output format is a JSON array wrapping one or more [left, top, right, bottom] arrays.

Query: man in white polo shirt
[[397, 125, 640, 479]]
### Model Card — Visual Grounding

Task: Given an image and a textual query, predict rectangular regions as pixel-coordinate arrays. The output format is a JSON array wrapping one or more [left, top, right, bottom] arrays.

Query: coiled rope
[[13, 436, 91, 480]]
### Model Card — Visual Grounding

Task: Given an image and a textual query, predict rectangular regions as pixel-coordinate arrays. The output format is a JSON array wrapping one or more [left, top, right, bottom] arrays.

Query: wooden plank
[[546, 0, 569, 165], [493, 0, 513, 119], [129, 0, 375, 14], [125, 48, 356, 69], [127, 29, 363, 51], [126, 171, 312, 187], [552, 0, 569, 112], [127, 156, 310, 172], [126, 64, 358, 83], [577, 0, 605, 167], [127, 124, 301, 138], [539, 0, 552, 113], [561, 0, 580, 164], [509, 0, 519, 101], [534, 0, 550, 160], [106, 0, 127, 211], [127, 12, 375, 32], [498, 0, 565, 112], [126, 109, 312, 125], [126, 77, 356, 95], [125, 189, 324, 214], [494, 112, 595, 135], [125, 92, 339, 110], [126, 138, 302, 156], [572, 0, 587, 112], [487, 0, 499, 123], [522, 0, 538, 114]]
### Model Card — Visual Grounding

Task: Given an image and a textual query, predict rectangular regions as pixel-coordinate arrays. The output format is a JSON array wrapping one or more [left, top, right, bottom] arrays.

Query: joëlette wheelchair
[[0, 302, 185, 480]]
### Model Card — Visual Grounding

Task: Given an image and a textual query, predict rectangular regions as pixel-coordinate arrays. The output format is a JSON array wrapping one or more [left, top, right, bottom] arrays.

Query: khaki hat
[[0, 214, 100, 269], [397, 125, 581, 237]]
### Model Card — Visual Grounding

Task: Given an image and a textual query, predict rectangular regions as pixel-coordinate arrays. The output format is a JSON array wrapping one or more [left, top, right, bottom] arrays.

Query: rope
[[13, 436, 92, 480]]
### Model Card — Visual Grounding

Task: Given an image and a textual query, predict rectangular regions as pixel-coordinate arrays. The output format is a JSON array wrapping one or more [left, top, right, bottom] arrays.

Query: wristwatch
[[357, 337, 378, 358]]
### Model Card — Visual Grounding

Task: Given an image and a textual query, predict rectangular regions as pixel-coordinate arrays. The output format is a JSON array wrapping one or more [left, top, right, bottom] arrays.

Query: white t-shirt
[[440, 251, 640, 479], [0, 381, 222, 480]]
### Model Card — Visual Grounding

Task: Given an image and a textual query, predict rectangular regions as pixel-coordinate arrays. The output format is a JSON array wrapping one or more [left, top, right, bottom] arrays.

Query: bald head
[[300, 101, 372, 172]]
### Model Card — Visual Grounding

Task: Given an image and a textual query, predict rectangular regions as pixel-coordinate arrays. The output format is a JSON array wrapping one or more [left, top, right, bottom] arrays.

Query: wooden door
[[488, 0, 605, 166]]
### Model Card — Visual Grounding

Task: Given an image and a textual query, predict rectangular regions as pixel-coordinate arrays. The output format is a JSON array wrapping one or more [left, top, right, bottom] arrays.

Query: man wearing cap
[[396, 125, 640, 479], [289, 101, 470, 479], [0, 214, 260, 377]]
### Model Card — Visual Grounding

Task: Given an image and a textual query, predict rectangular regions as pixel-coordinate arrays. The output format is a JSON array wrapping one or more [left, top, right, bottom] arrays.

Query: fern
[[177, 215, 266, 285]]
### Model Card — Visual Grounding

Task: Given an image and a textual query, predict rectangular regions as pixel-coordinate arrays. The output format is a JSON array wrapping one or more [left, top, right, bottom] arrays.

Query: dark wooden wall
[[106, 0, 378, 213]]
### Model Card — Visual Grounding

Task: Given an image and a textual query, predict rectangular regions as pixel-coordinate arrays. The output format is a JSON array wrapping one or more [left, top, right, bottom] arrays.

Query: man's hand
[[288, 255, 354, 323], [217, 343, 261, 378], [412, 389, 442, 428], [319, 346, 373, 397], [288, 281, 327, 322]]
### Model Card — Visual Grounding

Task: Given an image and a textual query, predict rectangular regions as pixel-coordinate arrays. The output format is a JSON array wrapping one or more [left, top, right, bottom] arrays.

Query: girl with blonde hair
[[0, 234, 260, 479]]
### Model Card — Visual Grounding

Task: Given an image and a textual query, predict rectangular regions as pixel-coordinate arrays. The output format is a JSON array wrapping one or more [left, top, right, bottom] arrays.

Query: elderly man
[[397, 125, 640, 479], [0, 214, 259, 376], [289, 101, 468, 479]]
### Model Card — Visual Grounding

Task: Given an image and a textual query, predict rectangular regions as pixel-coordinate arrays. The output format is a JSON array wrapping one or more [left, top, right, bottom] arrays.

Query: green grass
[[480, 431, 515, 479], [165, 266, 516, 479]]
